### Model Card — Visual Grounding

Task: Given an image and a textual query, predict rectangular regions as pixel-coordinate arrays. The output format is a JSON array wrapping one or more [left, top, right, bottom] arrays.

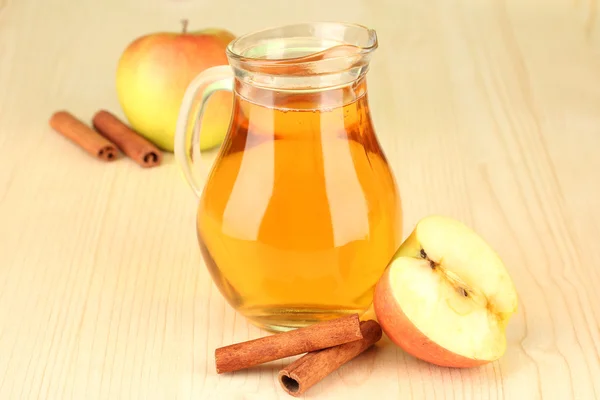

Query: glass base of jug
[[241, 306, 368, 333]]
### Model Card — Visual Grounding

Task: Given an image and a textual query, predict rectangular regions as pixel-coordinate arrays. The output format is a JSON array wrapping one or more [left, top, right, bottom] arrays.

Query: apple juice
[[196, 78, 402, 331]]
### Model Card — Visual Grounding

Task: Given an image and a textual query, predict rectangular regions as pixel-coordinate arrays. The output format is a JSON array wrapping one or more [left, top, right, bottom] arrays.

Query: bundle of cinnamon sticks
[[214, 314, 382, 397], [49, 109, 163, 168]]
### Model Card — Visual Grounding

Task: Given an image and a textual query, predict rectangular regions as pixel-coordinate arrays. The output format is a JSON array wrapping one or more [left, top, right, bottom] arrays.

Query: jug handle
[[174, 65, 234, 198]]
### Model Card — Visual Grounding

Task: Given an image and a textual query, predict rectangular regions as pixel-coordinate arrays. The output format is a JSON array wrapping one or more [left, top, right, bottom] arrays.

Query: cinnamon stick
[[215, 314, 363, 374], [92, 110, 162, 168], [49, 111, 118, 161], [278, 320, 382, 397]]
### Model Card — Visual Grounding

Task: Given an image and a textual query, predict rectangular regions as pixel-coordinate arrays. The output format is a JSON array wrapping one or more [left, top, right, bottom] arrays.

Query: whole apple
[[116, 21, 235, 152]]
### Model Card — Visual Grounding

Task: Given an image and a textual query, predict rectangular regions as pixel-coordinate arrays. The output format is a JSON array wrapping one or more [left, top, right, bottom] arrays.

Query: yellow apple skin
[[373, 266, 490, 368], [116, 28, 236, 151]]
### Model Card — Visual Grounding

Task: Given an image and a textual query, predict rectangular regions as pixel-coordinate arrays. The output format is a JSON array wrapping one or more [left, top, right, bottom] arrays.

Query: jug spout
[[225, 22, 379, 90]]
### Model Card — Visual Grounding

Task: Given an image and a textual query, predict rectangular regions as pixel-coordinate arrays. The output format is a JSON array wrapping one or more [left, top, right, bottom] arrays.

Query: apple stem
[[181, 19, 188, 34]]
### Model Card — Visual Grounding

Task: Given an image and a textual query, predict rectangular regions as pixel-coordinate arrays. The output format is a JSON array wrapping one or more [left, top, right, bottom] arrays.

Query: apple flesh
[[373, 215, 518, 368], [116, 22, 236, 151]]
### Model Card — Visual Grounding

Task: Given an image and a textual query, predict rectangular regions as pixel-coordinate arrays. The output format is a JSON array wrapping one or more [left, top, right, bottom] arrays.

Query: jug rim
[[225, 21, 378, 67]]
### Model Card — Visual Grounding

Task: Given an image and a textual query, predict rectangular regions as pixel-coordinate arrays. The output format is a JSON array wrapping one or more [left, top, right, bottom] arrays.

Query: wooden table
[[1, 0, 599, 398]]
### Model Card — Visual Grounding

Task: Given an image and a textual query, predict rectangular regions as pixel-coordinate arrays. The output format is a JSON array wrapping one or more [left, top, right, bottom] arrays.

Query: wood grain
[[0, 0, 599, 399]]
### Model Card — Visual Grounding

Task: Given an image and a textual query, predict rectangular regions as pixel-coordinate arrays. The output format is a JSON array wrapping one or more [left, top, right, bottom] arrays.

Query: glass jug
[[174, 22, 402, 332]]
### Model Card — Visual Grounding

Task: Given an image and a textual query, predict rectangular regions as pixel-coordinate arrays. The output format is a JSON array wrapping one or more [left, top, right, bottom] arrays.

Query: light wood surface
[[1, 0, 599, 399]]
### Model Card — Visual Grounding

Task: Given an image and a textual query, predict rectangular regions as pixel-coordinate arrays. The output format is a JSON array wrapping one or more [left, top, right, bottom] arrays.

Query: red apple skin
[[373, 267, 491, 369]]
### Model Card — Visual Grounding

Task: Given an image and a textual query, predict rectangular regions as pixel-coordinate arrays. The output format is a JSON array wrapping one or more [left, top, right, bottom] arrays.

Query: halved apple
[[373, 215, 518, 368]]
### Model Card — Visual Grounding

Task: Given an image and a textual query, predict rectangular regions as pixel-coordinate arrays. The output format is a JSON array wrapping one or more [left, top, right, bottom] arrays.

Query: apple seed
[[419, 248, 437, 269]]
